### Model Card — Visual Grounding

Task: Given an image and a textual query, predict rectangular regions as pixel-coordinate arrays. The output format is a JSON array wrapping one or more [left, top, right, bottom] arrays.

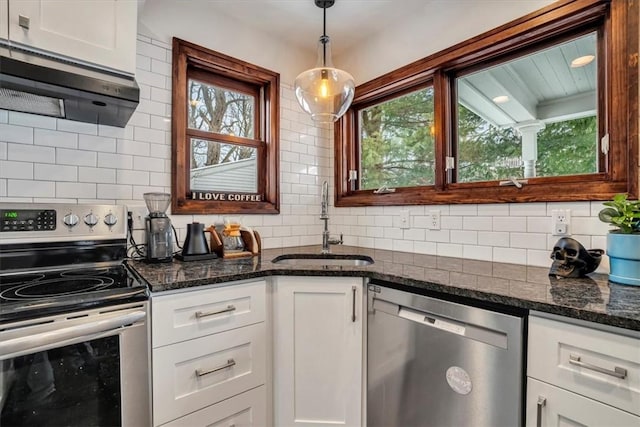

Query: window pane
[[190, 139, 258, 193], [456, 32, 598, 183], [359, 87, 435, 190], [188, 79, 255, 139]]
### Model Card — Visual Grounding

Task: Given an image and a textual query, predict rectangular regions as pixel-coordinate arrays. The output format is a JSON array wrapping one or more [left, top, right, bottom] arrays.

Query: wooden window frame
[[172, 38, 280, 214], [335, 0, 638, 207]]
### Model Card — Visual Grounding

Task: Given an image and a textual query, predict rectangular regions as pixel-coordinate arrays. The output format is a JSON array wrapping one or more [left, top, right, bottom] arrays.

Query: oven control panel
[[0, 204, 127, 243], [1, 209, 57, 232]]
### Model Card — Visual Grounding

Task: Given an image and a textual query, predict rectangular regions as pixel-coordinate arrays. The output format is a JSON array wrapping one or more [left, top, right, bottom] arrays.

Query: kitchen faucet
[[320, 181, 343, 254]]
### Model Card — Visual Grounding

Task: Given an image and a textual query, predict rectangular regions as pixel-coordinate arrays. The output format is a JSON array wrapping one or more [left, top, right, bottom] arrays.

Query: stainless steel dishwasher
[[367, 283, 525, 427]]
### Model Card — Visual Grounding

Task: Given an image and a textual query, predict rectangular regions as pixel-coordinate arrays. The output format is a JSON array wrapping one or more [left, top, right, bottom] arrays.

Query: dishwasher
[[367, 283, 525, 427]]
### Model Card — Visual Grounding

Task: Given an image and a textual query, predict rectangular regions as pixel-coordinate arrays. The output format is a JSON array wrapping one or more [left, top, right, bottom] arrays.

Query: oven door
[[0, 302, 149, 427]]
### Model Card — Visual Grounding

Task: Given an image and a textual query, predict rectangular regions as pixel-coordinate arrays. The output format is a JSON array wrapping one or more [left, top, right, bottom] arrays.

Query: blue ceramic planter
[[607, 233, 640, 286]]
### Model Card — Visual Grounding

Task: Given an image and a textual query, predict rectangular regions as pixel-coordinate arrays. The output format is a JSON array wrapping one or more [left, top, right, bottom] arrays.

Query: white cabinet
[[5, 0, 136, 74], [273, 276, 364, 427], [0, 0, 7, 40], [151, 280, 268, 427], [527, 313, 640, 426]]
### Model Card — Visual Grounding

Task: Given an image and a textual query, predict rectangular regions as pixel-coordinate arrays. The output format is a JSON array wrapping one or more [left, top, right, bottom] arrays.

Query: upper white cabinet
[[6, 0, 136, 74], [0, 1, 7, 39], [273, 276, 364, 427]]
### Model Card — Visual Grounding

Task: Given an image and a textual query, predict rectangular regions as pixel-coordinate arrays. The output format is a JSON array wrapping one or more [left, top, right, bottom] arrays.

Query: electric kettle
[[182, 222, 211, 256]]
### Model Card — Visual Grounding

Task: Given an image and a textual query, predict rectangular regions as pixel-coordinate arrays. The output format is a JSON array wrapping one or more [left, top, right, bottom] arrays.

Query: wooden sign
[[191, 191, 263, 202]]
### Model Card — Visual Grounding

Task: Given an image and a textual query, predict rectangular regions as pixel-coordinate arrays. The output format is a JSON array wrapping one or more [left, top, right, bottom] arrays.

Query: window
[[172, 38, 279, 214], [335, 0, 638, 206]]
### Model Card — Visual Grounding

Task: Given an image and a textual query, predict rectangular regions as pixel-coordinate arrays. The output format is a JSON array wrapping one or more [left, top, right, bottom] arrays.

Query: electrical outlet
[[551, 209, 571, 236], [128, 205, 147, 230], [428, 210, 441, 230], [400, 210, 410, 229]]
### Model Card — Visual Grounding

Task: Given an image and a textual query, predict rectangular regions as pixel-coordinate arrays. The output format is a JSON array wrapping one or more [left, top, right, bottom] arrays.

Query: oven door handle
[[0, 310, 145, 359]]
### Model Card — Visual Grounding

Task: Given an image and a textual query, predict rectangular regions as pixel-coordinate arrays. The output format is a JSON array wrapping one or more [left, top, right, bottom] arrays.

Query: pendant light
[[294, 0, 355, 123]]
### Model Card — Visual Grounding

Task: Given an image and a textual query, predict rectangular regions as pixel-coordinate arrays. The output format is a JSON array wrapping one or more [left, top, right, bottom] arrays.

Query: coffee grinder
[[143, 192, 173, 263]]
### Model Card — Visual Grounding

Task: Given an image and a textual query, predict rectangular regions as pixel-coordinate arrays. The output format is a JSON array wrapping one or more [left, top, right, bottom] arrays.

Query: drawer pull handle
[[536, 396, 546, 427], [351, 286, 357, 322], [569, 354, 627, 379], [195, 359, 236, 377], [195, 305, 236, 318]]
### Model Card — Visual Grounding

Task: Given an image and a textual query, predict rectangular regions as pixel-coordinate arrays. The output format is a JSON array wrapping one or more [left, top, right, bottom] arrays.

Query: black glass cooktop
[[0, 263, 148, 324]]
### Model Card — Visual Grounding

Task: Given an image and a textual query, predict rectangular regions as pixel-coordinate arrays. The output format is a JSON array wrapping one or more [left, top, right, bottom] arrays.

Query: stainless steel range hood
[[0, 45, 140, 128]]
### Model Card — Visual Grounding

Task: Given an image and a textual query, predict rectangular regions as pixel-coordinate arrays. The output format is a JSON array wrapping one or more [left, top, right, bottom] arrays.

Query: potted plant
[[598, 194, 640, 285]]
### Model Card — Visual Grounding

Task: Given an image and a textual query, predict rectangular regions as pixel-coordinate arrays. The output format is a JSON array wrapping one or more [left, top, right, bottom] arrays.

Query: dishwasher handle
[[399, 306, 466, 335]]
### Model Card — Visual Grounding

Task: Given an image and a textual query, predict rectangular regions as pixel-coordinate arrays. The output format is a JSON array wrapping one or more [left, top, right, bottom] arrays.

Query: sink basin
[[271, 254, 374, 267]]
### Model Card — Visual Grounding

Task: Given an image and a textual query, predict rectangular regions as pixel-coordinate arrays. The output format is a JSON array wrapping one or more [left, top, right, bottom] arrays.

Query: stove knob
[[84, 213, 99, 227], [104, 213, 118, 226], [63, 213, 79, 227]]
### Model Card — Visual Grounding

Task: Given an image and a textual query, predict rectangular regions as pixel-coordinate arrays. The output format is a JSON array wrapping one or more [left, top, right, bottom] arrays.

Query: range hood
[[0, 46, 140, 128]]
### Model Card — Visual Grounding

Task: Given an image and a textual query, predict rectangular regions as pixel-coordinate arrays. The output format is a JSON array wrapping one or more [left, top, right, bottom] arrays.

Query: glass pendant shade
[[295, 35, 355, 123]]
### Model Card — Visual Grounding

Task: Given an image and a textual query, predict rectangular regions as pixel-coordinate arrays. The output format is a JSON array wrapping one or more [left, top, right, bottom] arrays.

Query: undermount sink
[[271, 254, 374, 267]]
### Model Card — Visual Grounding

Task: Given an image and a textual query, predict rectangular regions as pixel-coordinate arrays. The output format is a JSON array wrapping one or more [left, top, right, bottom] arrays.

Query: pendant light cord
[[322, 5, 327, 66]]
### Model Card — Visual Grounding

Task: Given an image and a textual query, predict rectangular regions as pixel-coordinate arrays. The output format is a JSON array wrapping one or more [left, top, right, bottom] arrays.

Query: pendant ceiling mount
[[294, 0, 355, 123]]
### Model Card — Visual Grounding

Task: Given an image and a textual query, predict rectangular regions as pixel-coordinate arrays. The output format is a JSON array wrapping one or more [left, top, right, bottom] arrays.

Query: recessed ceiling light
[[571, 55, 595, 68], [492, 95, 509, 104]]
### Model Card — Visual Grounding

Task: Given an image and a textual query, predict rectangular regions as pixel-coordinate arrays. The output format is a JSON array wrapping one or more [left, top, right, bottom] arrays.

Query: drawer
[[160, 385, 267, 427], [152, 280, 266, 347], [526, 378, 640, 427], [152, 322, 266, 426], [528, 315, 640, 416]]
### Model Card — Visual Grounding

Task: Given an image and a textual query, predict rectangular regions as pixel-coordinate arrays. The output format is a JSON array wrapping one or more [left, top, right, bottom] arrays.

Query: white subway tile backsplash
[[151, 59, 171, 77], [463, 245, 493, 261], [8, 179, 54, 197], [0, 110, 7, 123], [511, 232, 546, 249], [0, 179, 7, 196], [451, 230, 478, 245], [1, 161, 33, 179], [492, 216, 526, 232], [133, 156, 164, 172], [57, 120, 98, 135], [134, 127, 165, 144], [414, 241, 437, 255], [0, 142, 6, 160], [117, 139, 150, 156], [527, 217, 550, 233], [463, 216, 492, 231], [56, 182, 96, 199], [34, 129, 78, 149], [97, 184, 133, 200], [9, 144, 55, 163], [98, 125, 134, 140], [478, 231, 510, 247], [117, 170, 149, 185], [393, 239, 414, 252], [477, 204, 509, 216], [450, 204, 477, 216], [437, 243, 463, 258], [56, 148, 96, 166], [9, 112, 57, 130], [572, 217, 608, 236], [0, 123, 34, 144], [493, 247, 527, 264], [509, 202, 546, 216], [78, 134, 117, 153], [34, 164, 76, 182], [79, 167, 116, 184], [98, 153, 133, 170], [136, 40, 166, 61], [527, 249, 551, 267]]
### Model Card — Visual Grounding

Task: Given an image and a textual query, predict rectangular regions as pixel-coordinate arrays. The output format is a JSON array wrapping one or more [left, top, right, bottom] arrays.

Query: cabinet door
[[8, 0, 136, 74], [0, 0, 7, 40], [526, 378, 640, 427], [273, 276, 363, 427]]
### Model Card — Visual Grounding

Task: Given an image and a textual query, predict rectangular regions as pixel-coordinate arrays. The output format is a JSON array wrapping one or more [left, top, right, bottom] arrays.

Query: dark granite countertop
[[129, 245, 640, 332]]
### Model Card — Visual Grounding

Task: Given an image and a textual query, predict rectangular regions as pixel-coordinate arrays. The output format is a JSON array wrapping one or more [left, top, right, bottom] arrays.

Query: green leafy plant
[[598, 194, 640, 234]]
